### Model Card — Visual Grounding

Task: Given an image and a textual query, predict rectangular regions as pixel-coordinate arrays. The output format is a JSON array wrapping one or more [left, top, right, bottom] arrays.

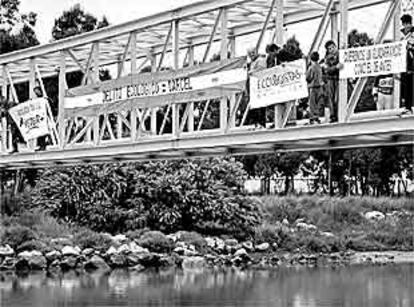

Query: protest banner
[[339, 41, 407, 79], [249, 59, 308, 109], [64, 57, 247, 117], [9, 98, 50, 142]]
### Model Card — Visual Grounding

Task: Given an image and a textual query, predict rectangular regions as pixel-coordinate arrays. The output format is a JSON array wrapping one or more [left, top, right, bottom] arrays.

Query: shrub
[[73, 229, 113, 251], [136, 231, 174, 253], [176, 231, 207, 251], [254, 222, 282, 244], [2, 225, 37, 249], [16, 239, 50, 253], [31, 159, 263, 237]]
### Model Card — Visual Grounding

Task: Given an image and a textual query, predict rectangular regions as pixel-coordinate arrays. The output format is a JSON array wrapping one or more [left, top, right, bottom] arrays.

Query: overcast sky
[[19, 0, 389, 53]]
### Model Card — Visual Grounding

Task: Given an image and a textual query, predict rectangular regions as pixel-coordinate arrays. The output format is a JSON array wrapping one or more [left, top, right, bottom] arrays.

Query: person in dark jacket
[[322, 40, 343, 122], [306, 52, 324, 124], [0, 95, 22, 153], [400, 14, 414, 114]]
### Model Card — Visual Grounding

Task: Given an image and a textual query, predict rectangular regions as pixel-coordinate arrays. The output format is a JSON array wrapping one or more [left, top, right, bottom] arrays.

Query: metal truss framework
[[0, 0, 413, 169]]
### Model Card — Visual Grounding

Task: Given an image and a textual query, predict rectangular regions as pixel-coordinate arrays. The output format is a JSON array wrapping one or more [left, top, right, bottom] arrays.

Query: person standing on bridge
[[247, 47, 267, 128], [306, 51, 324, 124], [33, 86, 49, 151], [0, 95, 21, 154], [400, 14, 414, 115], [322, 40, 343, 122]]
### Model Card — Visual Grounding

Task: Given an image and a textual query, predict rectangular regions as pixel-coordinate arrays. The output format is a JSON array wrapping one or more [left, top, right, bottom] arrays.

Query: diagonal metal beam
[[117, 32, 135, 78], [202, 9, 223, 63], [157, 24, 173, 71], [255, 0, 277, 53], [308, 0, 335, 54]]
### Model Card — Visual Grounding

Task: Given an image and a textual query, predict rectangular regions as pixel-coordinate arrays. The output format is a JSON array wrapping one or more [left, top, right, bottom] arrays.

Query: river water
[[1, 264, 413, 307]]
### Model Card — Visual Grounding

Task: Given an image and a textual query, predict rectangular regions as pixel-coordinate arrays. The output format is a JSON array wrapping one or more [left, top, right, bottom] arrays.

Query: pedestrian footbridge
[[0, 0, 413, 169]]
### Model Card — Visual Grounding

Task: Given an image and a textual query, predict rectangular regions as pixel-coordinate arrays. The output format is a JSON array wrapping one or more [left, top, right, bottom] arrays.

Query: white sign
[[65, 68, 247, 109], [339, 41, 407, 79], [9, 98, 50, 142], [249, 59, 308, 109]]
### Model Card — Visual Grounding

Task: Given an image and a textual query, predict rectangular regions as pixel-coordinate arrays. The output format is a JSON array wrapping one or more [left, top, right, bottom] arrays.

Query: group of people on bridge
[[247, 13, 414, 127], [1, 14, 414, 154]]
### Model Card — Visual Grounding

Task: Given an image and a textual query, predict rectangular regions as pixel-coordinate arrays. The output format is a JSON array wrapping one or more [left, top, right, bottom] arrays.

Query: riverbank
[[1, 196, 413, 273]]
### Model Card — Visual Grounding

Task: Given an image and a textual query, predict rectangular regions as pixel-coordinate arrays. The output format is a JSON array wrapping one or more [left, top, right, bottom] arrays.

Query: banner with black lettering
[[339, 41, 407, 79], [249, 59, 308, 109], [9, 98, 50, 142], [65, 57, 247, 117]]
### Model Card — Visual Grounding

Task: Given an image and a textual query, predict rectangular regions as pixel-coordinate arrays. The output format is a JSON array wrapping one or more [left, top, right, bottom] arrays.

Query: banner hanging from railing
[[65, 57, 247, 117], [339, 41, 407, 79], [9, 98, 50, 142], [249, 59, 308, 109]]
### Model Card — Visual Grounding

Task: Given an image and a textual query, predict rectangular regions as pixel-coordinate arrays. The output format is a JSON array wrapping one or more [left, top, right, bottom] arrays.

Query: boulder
[[15, 258, 30, 271], [225, 239, 238, 247], [60, 256, 78, 271], [45, 250, 62, 263], [296, 222, 318, 232], [137, 253, 162, 268], [82, 248, 95, 257], [18, 250, 47, 270], [255, 243, 270, 252], [112, 234, 128, 245], [129, 242, 149, 254], [62, 246, 81, 257], [364, 211, 385, 221], [108, 253, 126, 268], [242, 241, 254, 252], [234, 248, 248, 257], [215, 238, 225, 251], [48, 259, 61, 272], [205, 237, 216, 248], [0, 257, 16, 271], [117, 244, 131, 254], [182, 256, 205, 270], [0, 245, 15, 257], [105, 246, 118, 256], [84, 255, 110, 271]]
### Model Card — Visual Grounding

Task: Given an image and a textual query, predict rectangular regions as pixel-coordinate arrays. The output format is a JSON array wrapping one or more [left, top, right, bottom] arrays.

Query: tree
[[0, 0, 39, 54], [52, 4, 109, 40], [347, 29, 376, 113]]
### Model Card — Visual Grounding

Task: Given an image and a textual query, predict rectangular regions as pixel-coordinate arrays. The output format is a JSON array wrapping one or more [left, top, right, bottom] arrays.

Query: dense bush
[[136, 231, 174, 253], [73, 229, 113, 251], [31, 158, 262, 238], [2, 225, 37, 249]]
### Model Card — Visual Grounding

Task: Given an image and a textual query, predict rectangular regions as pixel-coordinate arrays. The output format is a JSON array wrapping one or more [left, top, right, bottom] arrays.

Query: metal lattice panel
[[0, 0, 392, 85]]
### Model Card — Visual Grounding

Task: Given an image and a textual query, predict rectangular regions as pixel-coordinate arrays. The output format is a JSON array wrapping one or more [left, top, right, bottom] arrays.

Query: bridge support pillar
[[338, 0, 348, 123]]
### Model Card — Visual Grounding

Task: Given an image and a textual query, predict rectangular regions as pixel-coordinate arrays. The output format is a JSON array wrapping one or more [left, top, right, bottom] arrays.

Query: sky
[[18, 0, 389, 53]]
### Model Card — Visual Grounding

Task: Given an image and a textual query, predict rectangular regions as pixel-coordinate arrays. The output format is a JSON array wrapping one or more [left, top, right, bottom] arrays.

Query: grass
[[255, 196, 414, 252]]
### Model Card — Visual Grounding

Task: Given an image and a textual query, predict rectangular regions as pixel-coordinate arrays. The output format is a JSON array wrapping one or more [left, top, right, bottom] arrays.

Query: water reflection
[[1, 265, 413, 307]]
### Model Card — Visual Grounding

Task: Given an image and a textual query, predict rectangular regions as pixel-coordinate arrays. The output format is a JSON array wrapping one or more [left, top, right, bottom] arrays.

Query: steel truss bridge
[[0, 0, 413, 169]]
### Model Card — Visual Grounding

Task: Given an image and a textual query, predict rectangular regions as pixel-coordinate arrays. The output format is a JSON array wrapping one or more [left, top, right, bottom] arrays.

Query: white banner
[[65, 68, 247, 109], [249, 59, 308, 109], [9, 98, 50, 142], [339, 41, 407, 79]]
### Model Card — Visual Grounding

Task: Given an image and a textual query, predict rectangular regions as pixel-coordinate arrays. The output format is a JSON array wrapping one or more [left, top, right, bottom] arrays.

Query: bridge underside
[[1, 117, 412, 169]]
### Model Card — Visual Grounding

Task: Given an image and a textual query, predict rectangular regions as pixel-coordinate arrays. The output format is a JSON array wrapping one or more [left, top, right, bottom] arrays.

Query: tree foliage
[[32, 159, 262, 239], [0, 0, 39, 54], [52, 4, 109, 40]]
